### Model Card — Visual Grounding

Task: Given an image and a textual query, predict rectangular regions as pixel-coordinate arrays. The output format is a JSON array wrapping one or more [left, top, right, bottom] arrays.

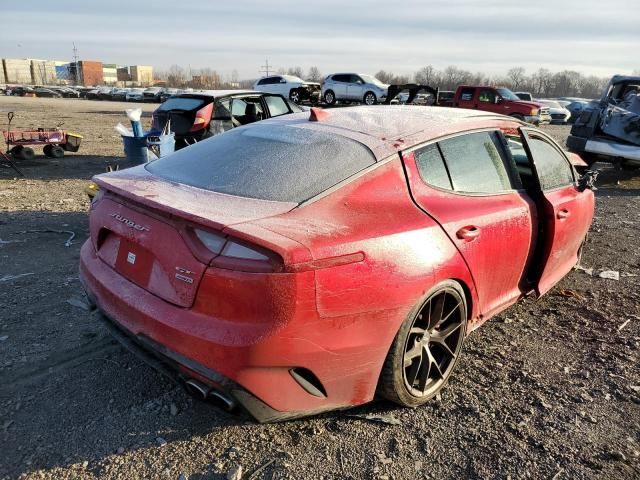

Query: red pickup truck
[[452, 86, 550, 125]]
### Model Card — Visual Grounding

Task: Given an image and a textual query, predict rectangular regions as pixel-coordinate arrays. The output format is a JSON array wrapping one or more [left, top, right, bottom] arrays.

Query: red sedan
[[80, 106, 595, 422]]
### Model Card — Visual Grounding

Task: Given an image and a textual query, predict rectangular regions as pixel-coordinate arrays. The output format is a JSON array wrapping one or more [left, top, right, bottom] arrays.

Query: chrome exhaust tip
[[184, 379, 209, 400]]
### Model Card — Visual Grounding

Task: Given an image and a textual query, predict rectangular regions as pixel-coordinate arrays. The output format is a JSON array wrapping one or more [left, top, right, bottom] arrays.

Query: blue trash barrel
[[121, 132, 175, 164], [122, 136, 150, 164]]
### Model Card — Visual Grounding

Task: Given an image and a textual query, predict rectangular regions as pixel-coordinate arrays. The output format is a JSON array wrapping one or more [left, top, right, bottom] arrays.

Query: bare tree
[[414, 65, 436, 85], [287, 66, 304, 78], [507, 67, 526, 90], [306, 66, 323, 82], [167, 65, 185, 87]]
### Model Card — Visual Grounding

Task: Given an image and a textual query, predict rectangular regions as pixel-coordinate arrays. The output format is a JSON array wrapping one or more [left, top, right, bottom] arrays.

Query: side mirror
[[495, 96, 502, 104], [577, 169, 599, 192], [280, 79, 286, 83]]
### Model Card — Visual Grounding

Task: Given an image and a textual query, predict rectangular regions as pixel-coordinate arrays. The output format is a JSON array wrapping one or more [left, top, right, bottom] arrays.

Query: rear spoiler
[[384, 84, 439, 105]]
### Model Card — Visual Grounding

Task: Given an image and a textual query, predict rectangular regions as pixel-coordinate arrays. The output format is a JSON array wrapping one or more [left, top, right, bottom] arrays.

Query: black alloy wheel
[[379, 281, 467, 407]]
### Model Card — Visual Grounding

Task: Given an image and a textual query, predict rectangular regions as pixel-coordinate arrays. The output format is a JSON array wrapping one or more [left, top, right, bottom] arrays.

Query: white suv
[[253, 75, 320, 104], [321, 73, 389, 105]]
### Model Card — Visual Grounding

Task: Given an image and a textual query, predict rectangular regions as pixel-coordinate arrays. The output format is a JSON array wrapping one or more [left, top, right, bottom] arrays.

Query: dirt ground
[[0, 96, 638, 480]]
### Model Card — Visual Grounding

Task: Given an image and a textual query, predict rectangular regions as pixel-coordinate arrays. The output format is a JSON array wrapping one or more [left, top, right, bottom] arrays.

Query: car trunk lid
[[153, 96, 210, 135], [91, 167, 297, 307]]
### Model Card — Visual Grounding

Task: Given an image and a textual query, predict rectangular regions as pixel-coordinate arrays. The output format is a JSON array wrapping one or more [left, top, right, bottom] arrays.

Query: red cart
[[2, 112, 82, 160]]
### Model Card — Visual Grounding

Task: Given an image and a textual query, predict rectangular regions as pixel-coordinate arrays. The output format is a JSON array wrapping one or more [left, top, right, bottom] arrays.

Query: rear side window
[[414, 144, 452, 190], [439, 132, 512, 194], [264, 95, 290, 117], [527, 136, 574, 190], [158, 97, 205, 111], [459, 88, 475, 102], [146, 124, 376, 203], [332, 74, 350, 83]]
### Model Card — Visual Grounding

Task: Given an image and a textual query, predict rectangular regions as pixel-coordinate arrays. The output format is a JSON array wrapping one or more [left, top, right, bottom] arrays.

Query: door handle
[[456, 226, 480, 241], [557, 209, 570, 219]]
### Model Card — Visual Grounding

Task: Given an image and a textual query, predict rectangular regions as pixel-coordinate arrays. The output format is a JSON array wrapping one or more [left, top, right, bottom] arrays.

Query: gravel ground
[[0, 96, 639, 480]]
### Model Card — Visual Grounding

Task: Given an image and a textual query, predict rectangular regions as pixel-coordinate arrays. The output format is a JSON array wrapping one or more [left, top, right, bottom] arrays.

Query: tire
[[324, 90, 336, 105], [9, 145, 24, 158], [289, 89, 301, 104], [19, 147, 35, 161], [510, 113, 525, 121], [49, 145, 65, 158], [43, 144, 54, 157], [378, 280, 467, 407], [363, 91, 377, 106]]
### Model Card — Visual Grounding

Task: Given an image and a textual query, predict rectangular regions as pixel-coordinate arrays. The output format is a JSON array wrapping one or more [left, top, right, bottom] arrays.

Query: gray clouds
[[1, 0, 638, 78]]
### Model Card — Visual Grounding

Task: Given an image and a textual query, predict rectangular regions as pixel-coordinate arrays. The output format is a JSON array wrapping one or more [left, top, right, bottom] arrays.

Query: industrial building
[[103, 63, 117, 84], [1, 57, 154, 86], [130, 65, 153, 85], [69, 60, 103, 85], [30, 59, 58, 85], [2, 58, 33, 84]]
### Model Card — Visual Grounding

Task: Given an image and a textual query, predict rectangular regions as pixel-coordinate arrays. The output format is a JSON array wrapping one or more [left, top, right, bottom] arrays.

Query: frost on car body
[[80, 106, 595, 422]]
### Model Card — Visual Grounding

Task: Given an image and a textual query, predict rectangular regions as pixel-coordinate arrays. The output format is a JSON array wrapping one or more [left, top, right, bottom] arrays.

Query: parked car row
[[1, 84, 185, 103]]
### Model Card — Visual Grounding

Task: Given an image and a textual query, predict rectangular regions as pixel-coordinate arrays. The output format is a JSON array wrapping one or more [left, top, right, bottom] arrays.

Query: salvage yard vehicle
[[80, 106, 595, 422], [33, 87, 62, 98], [567, 75, 640, 168], [453, 85, 551, 125], [535, 99, 571, 124], [321, 73, 389, 105], [125, 88, 145, 102], [143, 87, 165, 102], [151, 90, 303, 149], [253, 75, 321, 104]]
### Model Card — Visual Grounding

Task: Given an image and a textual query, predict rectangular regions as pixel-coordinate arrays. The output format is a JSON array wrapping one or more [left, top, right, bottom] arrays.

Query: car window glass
[[350, 75, 363, 84], [257, 78, 266, 85], [333, 74, 348, 83], [439, 131, 512, 193], [147, 124, 376, 203], [264, 96, 290, 117], [478, 89, 495, 103], [231, 99, 248, 116], [460, 88, 475, 101], [414, 144, 452, 190], [526, 136, 574, 190], [272, 77, 282, 84]]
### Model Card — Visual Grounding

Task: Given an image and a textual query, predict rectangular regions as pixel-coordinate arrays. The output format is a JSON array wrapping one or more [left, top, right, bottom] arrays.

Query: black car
[[33, 87, 62, 98], [8, 86, 36, 96], [151, 90, 304, 149]]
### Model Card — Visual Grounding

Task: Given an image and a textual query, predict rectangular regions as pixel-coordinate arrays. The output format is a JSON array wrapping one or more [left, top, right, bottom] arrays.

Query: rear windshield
[[158, 97, 205, 111], [146, 124, 376, 203]]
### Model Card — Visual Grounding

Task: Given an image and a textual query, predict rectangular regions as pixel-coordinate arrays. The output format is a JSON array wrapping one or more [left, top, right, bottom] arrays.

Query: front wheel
[[510, 113, 525, 121], [363, 91, 377, 105], [289, 89, 301, 104], [324, 90, 336, 105], [378, 281, 467, 407]]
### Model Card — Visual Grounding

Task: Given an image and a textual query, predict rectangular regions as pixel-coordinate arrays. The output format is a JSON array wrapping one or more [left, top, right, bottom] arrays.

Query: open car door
[[519, 128, 595, 296]]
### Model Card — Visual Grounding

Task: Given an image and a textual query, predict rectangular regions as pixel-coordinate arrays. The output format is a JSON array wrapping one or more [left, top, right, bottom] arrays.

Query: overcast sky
[[1, 0, 638, 80]]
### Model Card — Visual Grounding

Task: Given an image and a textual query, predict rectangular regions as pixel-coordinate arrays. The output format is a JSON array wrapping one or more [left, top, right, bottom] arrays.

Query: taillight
[[190, 103, 214, 132], [191, 228, 282, 272]]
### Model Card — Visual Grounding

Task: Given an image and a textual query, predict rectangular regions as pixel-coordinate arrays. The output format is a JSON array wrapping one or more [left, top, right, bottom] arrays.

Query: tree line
[[155, 64, 632, 99]]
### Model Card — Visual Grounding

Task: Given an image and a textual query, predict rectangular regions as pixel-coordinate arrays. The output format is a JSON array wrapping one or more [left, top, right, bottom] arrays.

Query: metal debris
[[248, 459, 276, 479], [17, 229, 76, 247], [598, 270, 620, 280], [0, 273, 34, 282], [66, 296, 91, 311], [349, 413, 402, 426]]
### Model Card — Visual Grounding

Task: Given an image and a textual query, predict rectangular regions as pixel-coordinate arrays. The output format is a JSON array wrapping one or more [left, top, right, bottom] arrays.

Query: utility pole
[[72, 42, 82, 85], [259, 59, 273, 77]]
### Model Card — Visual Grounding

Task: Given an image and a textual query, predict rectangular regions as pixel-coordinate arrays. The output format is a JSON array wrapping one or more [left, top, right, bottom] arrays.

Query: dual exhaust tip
[[184, 378, 236, 412]]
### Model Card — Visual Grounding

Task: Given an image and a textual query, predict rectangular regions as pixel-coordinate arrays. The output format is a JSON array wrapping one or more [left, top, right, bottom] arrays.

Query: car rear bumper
[[79, 240, 388, 420]]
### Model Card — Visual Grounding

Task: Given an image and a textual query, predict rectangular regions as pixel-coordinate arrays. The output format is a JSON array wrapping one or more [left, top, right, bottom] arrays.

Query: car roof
[[263, 106, 514, 160], [182, 89, 255, 97]]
